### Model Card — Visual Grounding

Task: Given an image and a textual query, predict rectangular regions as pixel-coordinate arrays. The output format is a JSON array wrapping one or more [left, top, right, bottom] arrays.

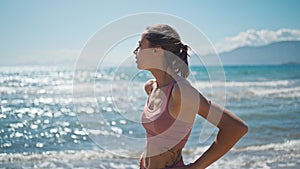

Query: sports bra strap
[[165, 77, 184, 101], [165, 80, 176, 100]]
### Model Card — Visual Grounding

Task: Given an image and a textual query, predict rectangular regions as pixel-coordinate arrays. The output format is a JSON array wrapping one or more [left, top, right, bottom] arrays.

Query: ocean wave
[[0, 140, 299, 169], [182, 139, 300, 169], [183, 139, 300, 156], [0, 149, 140, 169], [0, 150, 116, 163], [193, 80, 292, 89], [236, 139, 300, 152], [249, 86, 300, 97]]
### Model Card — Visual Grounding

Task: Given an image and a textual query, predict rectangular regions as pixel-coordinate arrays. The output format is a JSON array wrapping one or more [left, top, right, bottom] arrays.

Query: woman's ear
[[154, 47, 163, 55]]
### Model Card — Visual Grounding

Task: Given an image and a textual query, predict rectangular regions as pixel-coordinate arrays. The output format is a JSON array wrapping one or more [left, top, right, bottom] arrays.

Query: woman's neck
[[150, 69, 174, 88]]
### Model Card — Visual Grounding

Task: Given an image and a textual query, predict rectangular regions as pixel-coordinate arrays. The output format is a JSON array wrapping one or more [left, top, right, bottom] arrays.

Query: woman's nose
[[133, 46, 139, 55]]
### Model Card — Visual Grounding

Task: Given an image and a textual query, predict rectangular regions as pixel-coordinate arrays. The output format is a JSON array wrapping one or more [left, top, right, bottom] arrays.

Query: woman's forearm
[[192, 110, 248, 168], [193, 129, 247, 168]]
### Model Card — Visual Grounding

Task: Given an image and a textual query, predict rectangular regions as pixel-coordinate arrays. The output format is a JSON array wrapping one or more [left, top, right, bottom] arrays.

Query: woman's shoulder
[[171, 79, 198, 99], [170, 79, 200, 122], [144, 79, 156, 95]]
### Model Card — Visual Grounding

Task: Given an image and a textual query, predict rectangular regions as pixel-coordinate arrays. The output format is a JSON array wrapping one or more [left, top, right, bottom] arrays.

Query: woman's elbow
[[225, 118, 248, 138], [236, 121, 248, 137], [218, 109, 248, 138]]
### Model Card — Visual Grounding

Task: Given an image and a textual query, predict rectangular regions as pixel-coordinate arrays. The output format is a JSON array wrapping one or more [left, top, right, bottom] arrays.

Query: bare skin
[[135, 36, 248, 169]]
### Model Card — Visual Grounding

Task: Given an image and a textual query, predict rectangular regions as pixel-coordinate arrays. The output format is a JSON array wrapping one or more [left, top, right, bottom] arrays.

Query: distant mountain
[[219, 41, 300, 65]]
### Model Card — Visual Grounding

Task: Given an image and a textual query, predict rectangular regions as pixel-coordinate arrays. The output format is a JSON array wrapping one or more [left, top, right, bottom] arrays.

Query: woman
[[133, 24, 248, 169]]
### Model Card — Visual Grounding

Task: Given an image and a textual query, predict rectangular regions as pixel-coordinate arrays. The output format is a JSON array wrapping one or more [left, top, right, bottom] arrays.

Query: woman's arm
[[144, 79, 155, 95], [171, 83, 248, 169], [192, 98, 248, 168]]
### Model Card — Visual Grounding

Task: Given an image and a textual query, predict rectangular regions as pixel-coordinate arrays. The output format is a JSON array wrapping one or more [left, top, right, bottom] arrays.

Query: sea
[[0, 65, 299, 169]]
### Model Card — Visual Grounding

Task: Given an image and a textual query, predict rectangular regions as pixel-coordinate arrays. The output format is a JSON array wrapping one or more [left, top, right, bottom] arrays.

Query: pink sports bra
[[141, 79, 193, 151]]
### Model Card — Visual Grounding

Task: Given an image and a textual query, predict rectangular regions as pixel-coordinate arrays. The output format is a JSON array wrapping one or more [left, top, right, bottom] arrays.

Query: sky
[[0, 0, 300, 66]]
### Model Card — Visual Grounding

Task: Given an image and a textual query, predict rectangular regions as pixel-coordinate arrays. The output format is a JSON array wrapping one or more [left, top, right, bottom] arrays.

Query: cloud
[[215, 29, 300, 53]]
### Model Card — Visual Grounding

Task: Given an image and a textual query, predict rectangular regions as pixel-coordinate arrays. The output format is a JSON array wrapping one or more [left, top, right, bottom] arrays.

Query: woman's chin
[[136, 64, 144, 70]]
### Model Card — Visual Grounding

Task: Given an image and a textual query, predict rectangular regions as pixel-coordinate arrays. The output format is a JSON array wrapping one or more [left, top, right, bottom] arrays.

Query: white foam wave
[[183, 140, 300, 169], [0, 150, 139, 169], [183, 139, 300, 156], [250, 86, 300, 96], [0, 149, 137, 162], [193, 80, 300, 99], [1, 140, 299, 169], [237, 139, 300, 152], [194, 80, 291, 89]]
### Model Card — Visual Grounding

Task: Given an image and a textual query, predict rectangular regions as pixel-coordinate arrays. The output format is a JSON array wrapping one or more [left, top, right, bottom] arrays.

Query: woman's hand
[[139, 152, 144, 169], [172, 163, 204, 169]]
